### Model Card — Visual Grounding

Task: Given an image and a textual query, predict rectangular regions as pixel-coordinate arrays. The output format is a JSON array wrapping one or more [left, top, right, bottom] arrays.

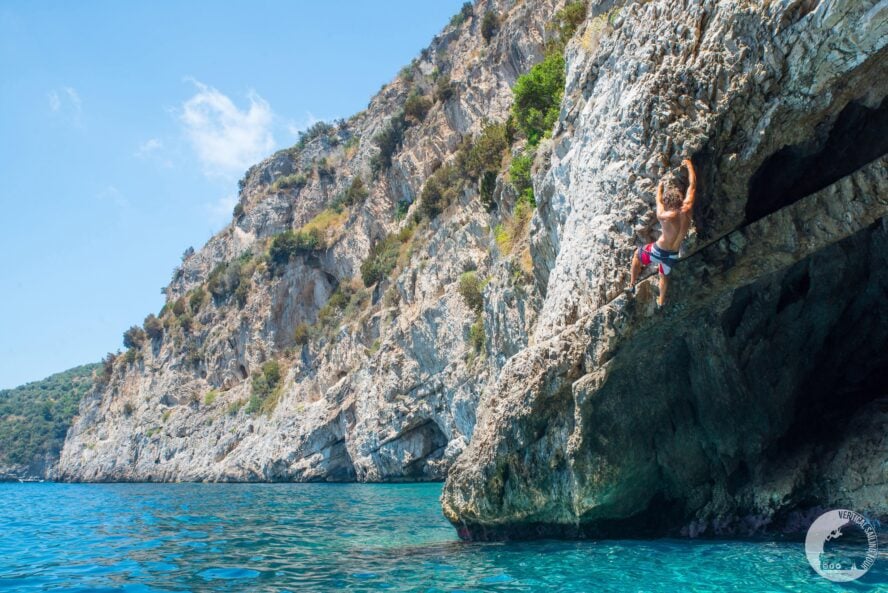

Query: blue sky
[[0, 0, 466, 389]]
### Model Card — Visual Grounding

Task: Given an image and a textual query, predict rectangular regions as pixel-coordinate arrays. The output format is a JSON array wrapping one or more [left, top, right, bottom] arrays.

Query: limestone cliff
[[59, 0, 564, 482], [442, 0, 888, 538], [59, 0, 887, 542]]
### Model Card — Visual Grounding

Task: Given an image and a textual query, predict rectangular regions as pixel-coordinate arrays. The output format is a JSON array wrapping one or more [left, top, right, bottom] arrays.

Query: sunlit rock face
[[58, 0, 565, 483], [442, 0, 888, 539], [59, 0, 886, 541]]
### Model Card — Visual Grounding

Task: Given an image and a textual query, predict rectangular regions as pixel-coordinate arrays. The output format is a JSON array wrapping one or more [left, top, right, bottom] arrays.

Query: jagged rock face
[[58, 0, 563, 483], [443, 0, 888, 539]]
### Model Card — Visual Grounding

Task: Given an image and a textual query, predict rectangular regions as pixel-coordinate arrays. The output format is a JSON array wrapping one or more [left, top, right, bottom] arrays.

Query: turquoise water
[[0, 483, 884, 592]]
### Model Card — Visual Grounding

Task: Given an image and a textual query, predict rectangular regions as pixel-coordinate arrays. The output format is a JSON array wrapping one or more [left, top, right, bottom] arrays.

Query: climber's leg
[[658, 264, 669, 306], [629, 248, 643, 288]]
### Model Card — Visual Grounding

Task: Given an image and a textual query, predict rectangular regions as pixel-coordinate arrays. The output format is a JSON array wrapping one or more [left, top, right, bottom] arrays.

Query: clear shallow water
[[0, 483, 884, 592]]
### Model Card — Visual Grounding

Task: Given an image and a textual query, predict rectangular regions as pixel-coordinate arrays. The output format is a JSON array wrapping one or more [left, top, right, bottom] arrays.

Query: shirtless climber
[[628, 158, 697, 307]]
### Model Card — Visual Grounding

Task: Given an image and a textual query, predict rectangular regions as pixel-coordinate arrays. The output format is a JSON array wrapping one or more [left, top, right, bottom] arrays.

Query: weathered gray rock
[[443, 0, 888, 538], [58, 0, 562, 483], [58, 0, 887, 543]]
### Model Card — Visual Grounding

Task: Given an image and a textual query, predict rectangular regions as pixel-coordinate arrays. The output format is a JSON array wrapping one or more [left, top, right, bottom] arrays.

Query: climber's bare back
[[656, 208, 691, 252]]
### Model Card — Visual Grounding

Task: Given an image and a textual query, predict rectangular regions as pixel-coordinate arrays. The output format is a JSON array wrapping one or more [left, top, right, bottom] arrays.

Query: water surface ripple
[[0, 483, 884, 592]]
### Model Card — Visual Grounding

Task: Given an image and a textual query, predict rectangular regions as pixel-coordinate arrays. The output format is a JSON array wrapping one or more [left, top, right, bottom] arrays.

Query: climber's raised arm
[[655, 180, 665, 217], [681, 158, 696, 214]]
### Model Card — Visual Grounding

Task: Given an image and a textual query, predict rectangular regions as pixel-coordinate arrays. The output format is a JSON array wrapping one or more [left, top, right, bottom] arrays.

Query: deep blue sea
[[0, 483, 884, 592]]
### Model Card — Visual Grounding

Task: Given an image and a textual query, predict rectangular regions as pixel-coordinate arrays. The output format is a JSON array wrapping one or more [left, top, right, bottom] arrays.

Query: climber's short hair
[[662, 181, 684, 211]]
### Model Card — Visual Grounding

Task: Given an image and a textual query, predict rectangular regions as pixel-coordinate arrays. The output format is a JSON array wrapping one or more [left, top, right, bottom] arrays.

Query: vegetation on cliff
[[0, 363, 99, 467]]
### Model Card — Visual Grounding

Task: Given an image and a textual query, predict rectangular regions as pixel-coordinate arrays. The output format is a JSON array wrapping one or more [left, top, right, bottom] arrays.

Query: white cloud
[[180, 80, 274, 179], [64, 87, 81, 112], [96, 185, 128, 208], [136, 138, 163, 157], [48, 91, 61, 112], [48, 86, 82, 123]]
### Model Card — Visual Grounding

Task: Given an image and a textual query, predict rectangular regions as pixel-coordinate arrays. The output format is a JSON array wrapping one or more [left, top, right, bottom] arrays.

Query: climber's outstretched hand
[[681, 158, 696, 213]]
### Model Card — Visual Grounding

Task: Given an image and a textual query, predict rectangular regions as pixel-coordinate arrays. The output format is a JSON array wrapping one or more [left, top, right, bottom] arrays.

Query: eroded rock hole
[[401, 420, 448, 479], [745, 96, 888, 223]]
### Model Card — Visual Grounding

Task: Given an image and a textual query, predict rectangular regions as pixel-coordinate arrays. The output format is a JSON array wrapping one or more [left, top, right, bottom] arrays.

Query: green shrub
[[183, 340, 201, 366], [450, 2, 473, 27], [123, 326, 146, 349], [189, 287, 207, 313], [342, 136, 361, 159], [172, 298, 187, 317], [143, 314, 163, 341], [179, 313, 194, 334], [204, 389, 218, 405], [404, 90, 432, 124], [399, 62, 416, 82], [293, 322, 310, 345], [361, 235, 401, 287], [458, 271, 484, 313], [98, 353, 116, 386], [345, 176, 369, 205], [316, 283, 357, 329], [269, 229, 323, 271], [469, 316, 486, 353], [512, 52, 565, 146], [395, 200, 411, 220], [434, 74, 456, 103], [316, 157, 335, 180], [234, 281, 250, 308], [123, 402, 134, 416], [207, 261, 234, 300], [509, 151, 536, 206], [207, 252, 255, 303], [371, 113, 407, 175], [249, 360, 283, 415], [551, 1, 588, 44], [481, 11, 499, 42], [480, 171, 498, 208], [244, 394, 262, 414], [458, 122, 510, 181], [227, 399, 244, 416], [295, 121, 334, 149], [123, 348, 138, 365], [494, 198, 535, 255], [272, 173, 308, 192], [418, 163, 462, 220], [233, 202, 245, 219]]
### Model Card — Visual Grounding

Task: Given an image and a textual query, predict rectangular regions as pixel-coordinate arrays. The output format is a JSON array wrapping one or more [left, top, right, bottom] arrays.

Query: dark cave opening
[[400, 420, 449, 479], [765, 220, 888, 472], [745, 96, 888, 224]]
